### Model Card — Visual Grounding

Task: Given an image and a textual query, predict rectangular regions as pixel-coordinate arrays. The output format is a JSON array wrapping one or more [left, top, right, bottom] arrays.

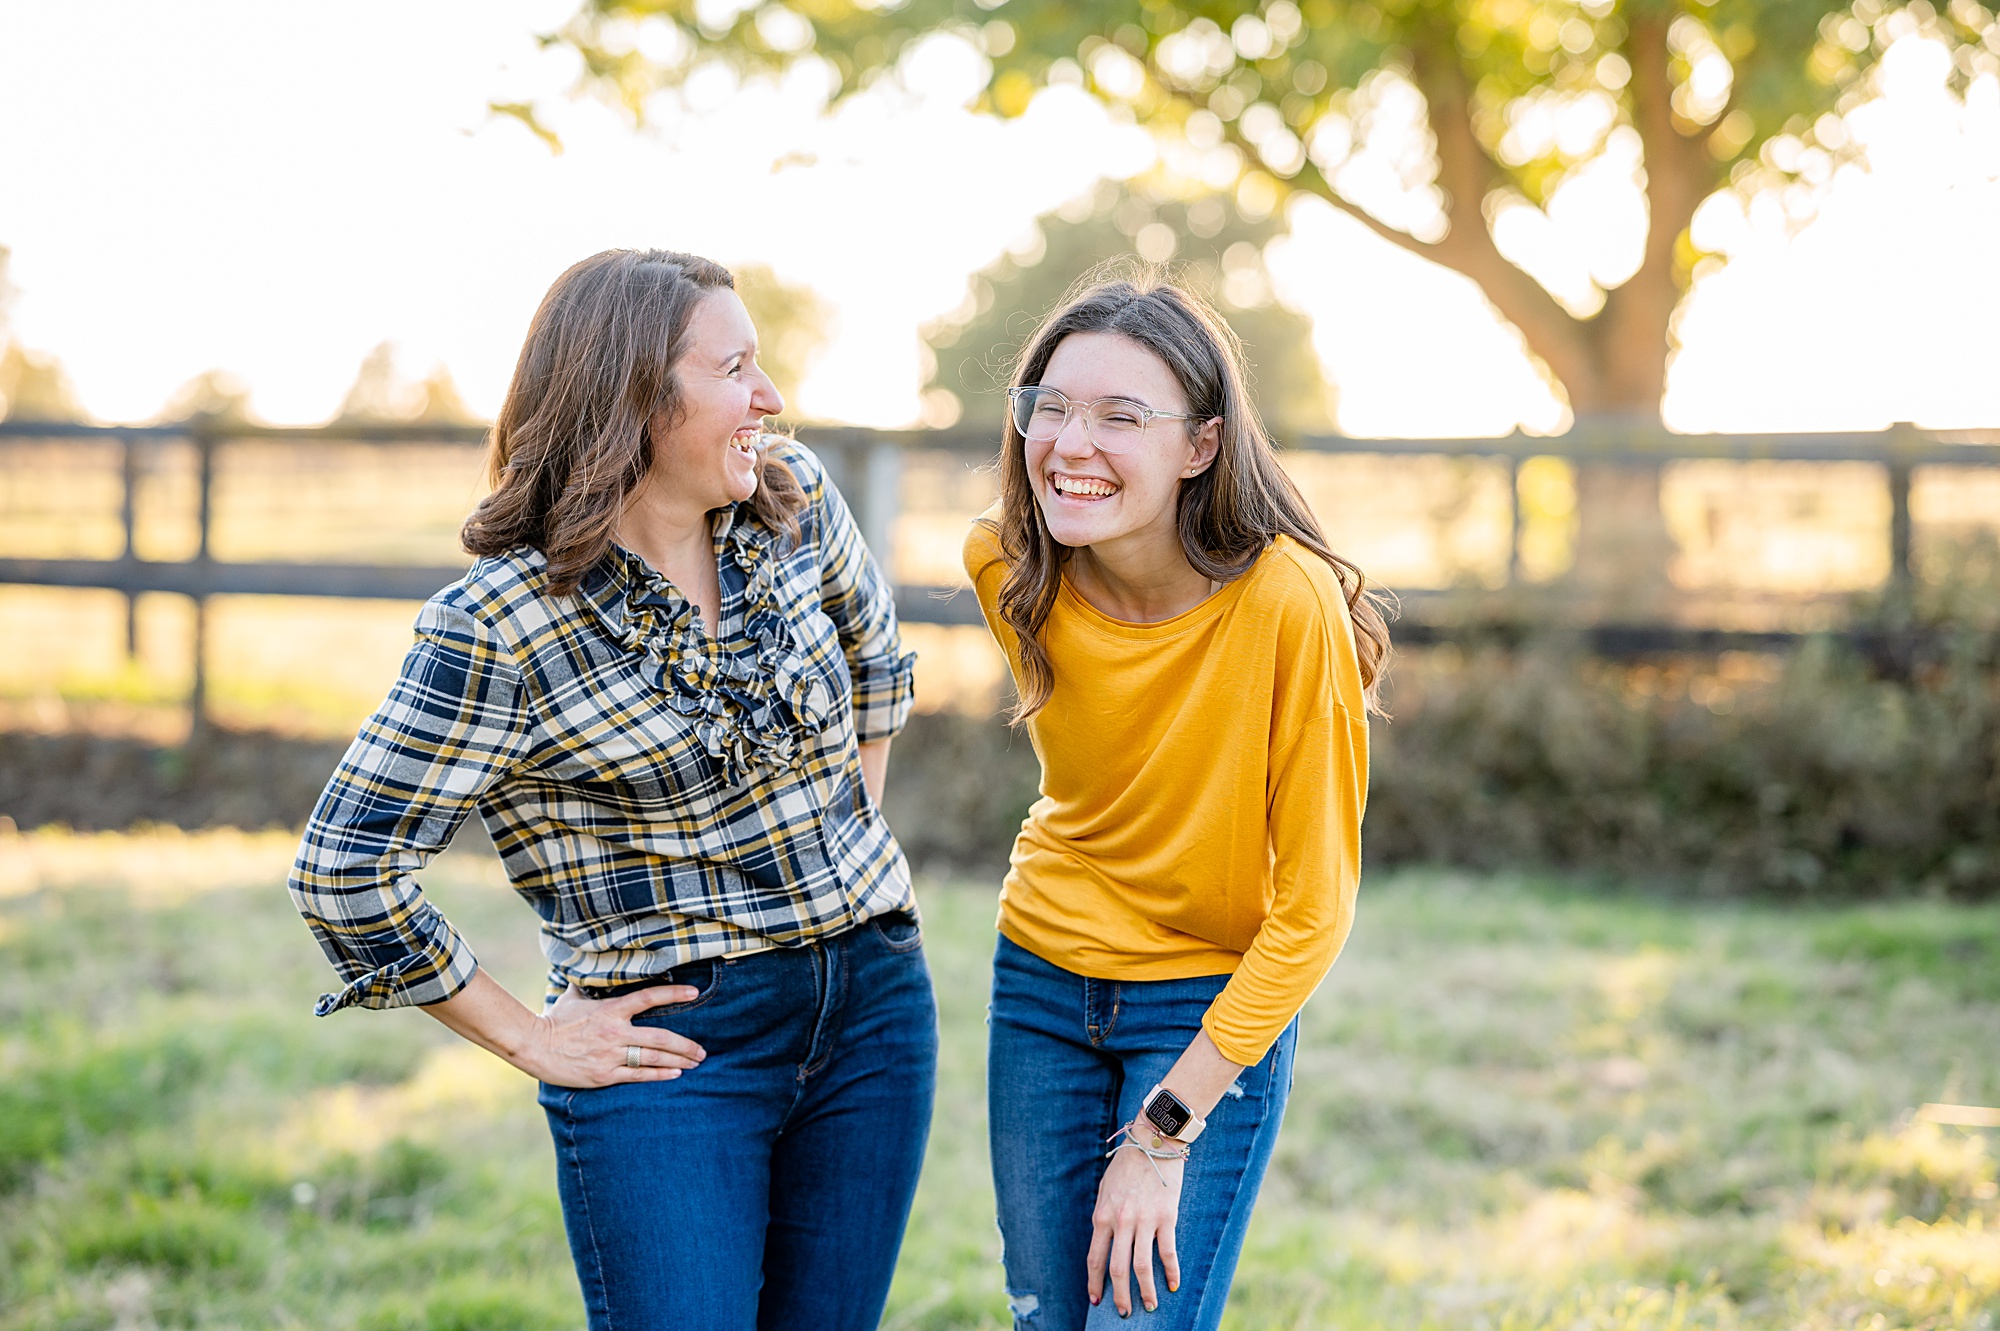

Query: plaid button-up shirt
[[289, 441, 918, 1016]]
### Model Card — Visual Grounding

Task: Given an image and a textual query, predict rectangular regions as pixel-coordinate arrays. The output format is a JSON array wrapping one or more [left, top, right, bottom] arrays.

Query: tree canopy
[[155, 370, 255, 425], [732, 262, 834, 413], [923, 180, 1339, 436], [0, 249, 84, 423], [334, 342, 478, 425], [541, 0, 1998, 422]]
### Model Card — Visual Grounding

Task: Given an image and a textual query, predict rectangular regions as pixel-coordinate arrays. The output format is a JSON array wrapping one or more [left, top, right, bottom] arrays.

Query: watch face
[[1144, 1089, 1192, 1138]]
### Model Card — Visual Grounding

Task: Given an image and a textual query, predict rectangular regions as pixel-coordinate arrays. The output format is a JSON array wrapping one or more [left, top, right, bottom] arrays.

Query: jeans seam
[[1191, 1029, 1296, 1327], [798, 941, 845, 1082], [1086, 978, 1119, 1047], [1098, 1044, 1123, 1139], [557, 1091, 615, 1331]]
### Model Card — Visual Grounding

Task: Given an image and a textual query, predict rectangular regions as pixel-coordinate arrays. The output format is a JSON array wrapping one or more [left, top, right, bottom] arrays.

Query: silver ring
[[624, 1045, 643, 1068]]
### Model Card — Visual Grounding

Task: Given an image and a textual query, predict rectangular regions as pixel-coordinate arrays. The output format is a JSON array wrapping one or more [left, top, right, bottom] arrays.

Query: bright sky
[[0, 1, 1995, 435]]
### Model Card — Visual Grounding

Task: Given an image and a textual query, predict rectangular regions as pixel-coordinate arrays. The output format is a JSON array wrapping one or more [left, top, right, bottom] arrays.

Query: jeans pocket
[[628, 958, 725, 1019], [872, 911, 924, 953]]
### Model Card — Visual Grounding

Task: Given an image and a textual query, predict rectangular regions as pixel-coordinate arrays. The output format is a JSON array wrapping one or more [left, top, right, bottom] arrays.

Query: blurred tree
[[413, 366, 478, 424], [924, 181, 1339, 437], [540, 0, 1996, 425], [157, 370, 254, 424], [0, 343, 86, 423], [541, 0, 1995, 612], [732, 262, 833, 415], [335, 342, 416, 422], [335, 342, 480, 424], [0, 246, 85, 423]]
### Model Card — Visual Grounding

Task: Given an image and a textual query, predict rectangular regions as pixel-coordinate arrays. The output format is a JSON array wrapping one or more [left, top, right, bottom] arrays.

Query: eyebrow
[[1045, 386, 1166, 411], [719, 342, 757, 366]]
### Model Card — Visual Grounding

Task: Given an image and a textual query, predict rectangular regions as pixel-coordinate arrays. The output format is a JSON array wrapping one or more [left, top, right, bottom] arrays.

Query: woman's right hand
[[423, 969, 707, 1090], [523, 982, 709, 1088]]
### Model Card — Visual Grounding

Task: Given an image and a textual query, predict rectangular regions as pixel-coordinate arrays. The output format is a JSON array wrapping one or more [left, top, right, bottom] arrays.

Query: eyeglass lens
[[1011, 388, 1153, 451]]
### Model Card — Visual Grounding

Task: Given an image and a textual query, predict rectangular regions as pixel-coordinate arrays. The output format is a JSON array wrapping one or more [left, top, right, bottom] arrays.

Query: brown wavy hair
[[462, 248, 805, 594], [978, 265, 1392, 722]]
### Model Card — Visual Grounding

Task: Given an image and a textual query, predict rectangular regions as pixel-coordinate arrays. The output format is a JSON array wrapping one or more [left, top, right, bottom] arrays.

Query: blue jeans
[[538, 914, 938, 1331], [988, 935, 1296, 1331]]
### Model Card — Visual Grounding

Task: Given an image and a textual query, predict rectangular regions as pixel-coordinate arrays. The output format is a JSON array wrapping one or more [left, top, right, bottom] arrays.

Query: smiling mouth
[[1050, 472, 1118, 500], [729, 428, 762, 457]]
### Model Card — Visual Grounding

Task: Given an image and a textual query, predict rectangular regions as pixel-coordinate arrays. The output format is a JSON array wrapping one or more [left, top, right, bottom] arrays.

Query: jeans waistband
[[577, 910, 914, 1001]]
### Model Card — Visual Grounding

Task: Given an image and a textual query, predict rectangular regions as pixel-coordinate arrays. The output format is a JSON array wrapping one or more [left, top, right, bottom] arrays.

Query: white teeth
[[1053, 475, 1116, 498]]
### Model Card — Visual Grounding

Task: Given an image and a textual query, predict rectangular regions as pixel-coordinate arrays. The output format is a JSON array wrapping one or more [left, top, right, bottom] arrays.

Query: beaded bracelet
[[1104, 1120, 1191, 1187]]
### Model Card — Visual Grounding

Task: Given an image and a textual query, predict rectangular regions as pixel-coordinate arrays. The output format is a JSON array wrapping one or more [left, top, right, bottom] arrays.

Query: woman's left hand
[[1087, 1132, 1183, 1317]]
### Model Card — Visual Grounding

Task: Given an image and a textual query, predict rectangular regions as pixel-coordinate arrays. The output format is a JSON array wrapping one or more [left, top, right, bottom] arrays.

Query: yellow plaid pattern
[[289, 441, 918, 1016]]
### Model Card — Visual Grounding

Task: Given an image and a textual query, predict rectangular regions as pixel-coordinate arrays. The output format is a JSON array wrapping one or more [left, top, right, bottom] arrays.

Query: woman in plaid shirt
[[289, 249, 934, 1331]]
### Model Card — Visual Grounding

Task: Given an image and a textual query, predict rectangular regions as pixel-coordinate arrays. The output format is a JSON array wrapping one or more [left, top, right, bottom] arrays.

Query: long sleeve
[[288, 595, 533, 1016], [1200, 703, 1369, 1065], [964, 522, 1368, 1061], [807, 446, 917, 743]]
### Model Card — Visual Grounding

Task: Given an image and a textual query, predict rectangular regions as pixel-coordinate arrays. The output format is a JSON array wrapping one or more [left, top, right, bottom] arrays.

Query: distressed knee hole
[[1007, 1289, 1041, 1321]]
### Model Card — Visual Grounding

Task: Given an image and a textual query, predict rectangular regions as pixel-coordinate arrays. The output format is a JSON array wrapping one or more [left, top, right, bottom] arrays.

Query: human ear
[[1183, 418, 1223, 477]]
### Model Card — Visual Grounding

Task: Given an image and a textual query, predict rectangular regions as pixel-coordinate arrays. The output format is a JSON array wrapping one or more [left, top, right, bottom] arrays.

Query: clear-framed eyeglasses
[[1006, 385, 1197, 454]]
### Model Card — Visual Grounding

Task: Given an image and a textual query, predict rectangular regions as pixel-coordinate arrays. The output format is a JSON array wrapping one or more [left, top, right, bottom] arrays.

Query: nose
[[1051, 408, 1097, 459], [752, 366, 784, 420]]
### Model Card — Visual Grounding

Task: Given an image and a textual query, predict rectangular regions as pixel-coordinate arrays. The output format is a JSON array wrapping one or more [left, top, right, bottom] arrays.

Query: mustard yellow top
[[963, 518, 1370, 1065]]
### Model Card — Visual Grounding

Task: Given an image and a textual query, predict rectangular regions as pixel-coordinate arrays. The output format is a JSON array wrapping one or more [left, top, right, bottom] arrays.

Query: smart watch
[[1139, 1083, 1206, 1144]]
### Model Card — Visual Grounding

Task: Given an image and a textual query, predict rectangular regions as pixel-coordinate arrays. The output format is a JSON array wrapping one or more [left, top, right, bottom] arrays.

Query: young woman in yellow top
[[964, 270, 1390, 1330]]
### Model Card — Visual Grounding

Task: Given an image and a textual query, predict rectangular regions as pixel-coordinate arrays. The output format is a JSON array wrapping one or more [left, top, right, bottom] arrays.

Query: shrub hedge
[[4, 633, 1994, 898], [1363, 634, 2000, 898]]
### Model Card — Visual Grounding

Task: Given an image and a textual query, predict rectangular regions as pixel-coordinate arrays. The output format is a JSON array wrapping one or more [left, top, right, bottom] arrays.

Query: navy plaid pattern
[[289, 441, 918, 1016]]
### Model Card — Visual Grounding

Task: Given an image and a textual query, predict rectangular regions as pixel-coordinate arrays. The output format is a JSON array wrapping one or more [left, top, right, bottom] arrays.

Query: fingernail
[[1168, 1282, 1178, 1293]]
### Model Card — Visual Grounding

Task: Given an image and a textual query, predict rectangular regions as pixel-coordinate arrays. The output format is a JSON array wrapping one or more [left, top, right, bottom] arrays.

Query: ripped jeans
[[986, 934, 1297, 1331]]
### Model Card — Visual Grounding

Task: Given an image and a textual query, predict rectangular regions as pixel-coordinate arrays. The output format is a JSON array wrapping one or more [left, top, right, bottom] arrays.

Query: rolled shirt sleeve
[[288, 596, 532, 1016], [806, 445, 917, 743]]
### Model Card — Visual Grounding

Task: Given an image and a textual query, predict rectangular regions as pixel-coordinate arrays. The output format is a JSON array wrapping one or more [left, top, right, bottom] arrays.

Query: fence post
[[119, 433, 139, 658], [1886, 421, 1915, 611], [860, 440, 901, 577], [1507, 453, 1523, 586], [190, 430, 215, 738], [817, 436, 900, 578]]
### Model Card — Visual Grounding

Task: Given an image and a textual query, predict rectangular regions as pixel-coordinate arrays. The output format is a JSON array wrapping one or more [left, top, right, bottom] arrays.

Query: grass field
[[1, 828, 1996, 1330]]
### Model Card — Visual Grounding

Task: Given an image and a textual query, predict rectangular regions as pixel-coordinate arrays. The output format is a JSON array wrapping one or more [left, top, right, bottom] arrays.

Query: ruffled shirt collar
[[576, 505, 836, 787]]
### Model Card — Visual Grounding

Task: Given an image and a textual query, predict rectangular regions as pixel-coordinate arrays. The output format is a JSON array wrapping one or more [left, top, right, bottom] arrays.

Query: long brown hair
[[462, 248, 805, 593], [981, 265, 1392, 721]]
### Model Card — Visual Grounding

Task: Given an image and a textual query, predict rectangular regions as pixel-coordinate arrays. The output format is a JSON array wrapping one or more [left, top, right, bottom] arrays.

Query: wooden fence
[[3, 417, 1996, 721]]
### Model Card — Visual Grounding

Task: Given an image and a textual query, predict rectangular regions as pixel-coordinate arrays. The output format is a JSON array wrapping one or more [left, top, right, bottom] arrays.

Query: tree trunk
[[1300, 16, 1728, 623], [1563, 264, 1682, 622], [1551, 10, 1728, 622], [1568, 449, 1678, 622]]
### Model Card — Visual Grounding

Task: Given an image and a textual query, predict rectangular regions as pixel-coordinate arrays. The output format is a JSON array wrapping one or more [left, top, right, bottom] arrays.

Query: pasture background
[[0, 829, 1995, 1329]]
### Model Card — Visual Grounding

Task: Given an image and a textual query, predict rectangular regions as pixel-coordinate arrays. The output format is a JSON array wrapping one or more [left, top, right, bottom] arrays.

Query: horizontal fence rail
[[3, 417, 1996, 726]]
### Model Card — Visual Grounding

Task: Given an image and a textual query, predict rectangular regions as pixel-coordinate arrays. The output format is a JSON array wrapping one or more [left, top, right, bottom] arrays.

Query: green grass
[[1, 832, 1996, 1329]]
